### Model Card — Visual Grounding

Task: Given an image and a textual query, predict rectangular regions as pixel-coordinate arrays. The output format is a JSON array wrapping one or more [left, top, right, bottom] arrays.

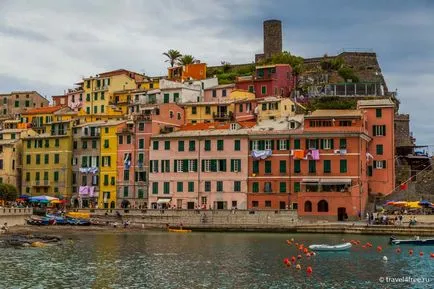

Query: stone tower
[[263, 19, 282, 59]]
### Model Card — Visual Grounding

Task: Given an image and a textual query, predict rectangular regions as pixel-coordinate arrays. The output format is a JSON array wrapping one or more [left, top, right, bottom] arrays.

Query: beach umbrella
[[29, 196, 59, 203], [384, 201, 395, 206], [392, 201, 408, 207], [406, 201, 422, 209], [418, 200, 432, 206], [51, 199, 66, 204]]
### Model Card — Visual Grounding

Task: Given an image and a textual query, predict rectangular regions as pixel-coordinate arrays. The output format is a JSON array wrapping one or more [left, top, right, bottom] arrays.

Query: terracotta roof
[[21, 105, 64, 115], [204, 83, 235, 90], [98, 69, 139, 77], [180, 121, 256, 131], [305, 109, 362, 119]]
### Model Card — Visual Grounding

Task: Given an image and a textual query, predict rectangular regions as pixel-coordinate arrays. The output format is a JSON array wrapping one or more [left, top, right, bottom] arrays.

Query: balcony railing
[[213, 111, 233, 121], [32, 180, 51, 187]]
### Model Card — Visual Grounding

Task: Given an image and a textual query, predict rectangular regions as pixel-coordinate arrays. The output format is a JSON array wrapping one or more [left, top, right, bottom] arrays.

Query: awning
[[320, 179, 352, 185], [157, 198, 171, 204], [301, 178, 320, 183]]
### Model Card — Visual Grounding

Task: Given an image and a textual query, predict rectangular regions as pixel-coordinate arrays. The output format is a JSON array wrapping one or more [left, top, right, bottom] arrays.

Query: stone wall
[[0, 208, 33, 226], [263, 20, 282, 59], [395, 114, 413, 148]]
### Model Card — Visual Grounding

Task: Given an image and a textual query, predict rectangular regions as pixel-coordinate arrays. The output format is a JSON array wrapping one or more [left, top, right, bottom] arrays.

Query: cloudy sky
[[1, 0, 433, 145]]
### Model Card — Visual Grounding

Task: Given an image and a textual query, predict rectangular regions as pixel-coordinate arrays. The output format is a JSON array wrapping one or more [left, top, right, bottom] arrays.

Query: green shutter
[[280, 182, 287, 193], [340, 138, 347, 149], [376, 108, 382, 117], [205, 140, 211, 151], [368, 166, 373, 176], [174, 160, 178, 172], [270, 140, 274, 150], [165, 141, 170, 150], [294, 182, 300, 193], [182, 160, 188, 172], [178, 141, 184, 151], [320, 139, 324, 149], [253, 182, 259, 192], [372, 125, 376, 136], [324, 160, 331, 173], [177, 182, 183, 192], [234, 140, 240, 151], [230, 159, 234, 172], [201, 160, 205, 172], [383, 125, 386, 136], [376, 144, 383, 155], [265, 161, 271, 174], [308, 160, 316, 173], [340, 160, 347, 173], [188, 182, 194, 192], [383, 160, 387, 169], [330, 139, 334, 149], [280, 160, 286, 173], [294, 160, 301, 173], [294, 139, 300, 149], [253, 161, 259, 173], [189, 140, 195, 151]]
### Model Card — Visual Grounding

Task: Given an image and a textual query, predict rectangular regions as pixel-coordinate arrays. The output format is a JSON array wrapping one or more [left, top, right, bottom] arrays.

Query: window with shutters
[[191, 107, 197, 115], [217, 140, 224, 151], [373, 125, 386, 136], [138, 189, 144, 199], [139, 139, 145, 149], [368, 165, 373, 176], [188, 159, 197, 172], [53, 171, 59, 182], [307, 139, 318, 149], [279, 160, 286, 173], [152, 182, 158, 194], [205, 140, 211, 151], [339, 138, 347, 149], [265, 161, 272, 174], [279, 139, 288, 150], [188, 182, 194, 192], [322, 139, 333, 150], [252, 140, 259, 150], [44, 154, 49, 164], [323, 160, 331, 173], [124, 170, 129, 181], [294, 160, 301, 173], [178, 141, 184, 151], [205, 106, 211, 114], [374, 160, 386, 169], [164, 141, 170, 150], [153, 141, 159, 150], [103, 174, 109, 186], [203, 160, 211, 172], [376, 108, 382, 118], [264, 140, 272, 150], [294, 182, 300, 193], [294, 139, 300, 149], [280, 182, 287, 193], [264, 182, 272, 193], [217, 181, 223, 192], [261, 86, 266, 95], [234, 181, 241, 192], [176, 160, 183, 172], [308, 160, 316, 173], [126, 135, 131, 144], [205, 181, 211, 192], [82, 141, 88, 149], [376, 144, 383, 155], [36, 154, 40, 165], [189, 140, 195, 151], [177, 182, 183, 192], [103, 139, 109, 148], [150, 160, 158, 172], [231, 159, 241, 172], [252, 161, 259, 173], [340, 160, 348, 173], [252, 182, 259, 192], [163, 182, 169, 194], [234, 140, 241, 151]]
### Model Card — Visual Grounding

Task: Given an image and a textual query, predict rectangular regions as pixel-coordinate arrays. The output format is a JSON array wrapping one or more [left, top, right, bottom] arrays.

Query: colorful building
[[235, 64, 294, 98], [52, 85, 84, 111], [20, 106, 71, 134], [0, 91, 49, 117], [256, 96, 296, 121], [203, 84, 235, 102], [168, 63, 207, 82], [149, 122, 255, 209], [21, 120, 73, 198]]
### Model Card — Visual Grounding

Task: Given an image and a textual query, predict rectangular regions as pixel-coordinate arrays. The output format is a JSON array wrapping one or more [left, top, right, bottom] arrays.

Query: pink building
[[52, 85, 84, 111], [203, 84, 235, 102], [148, 122, 255, 210], [116, 103, 185, 208], [236, 64, 294, 98]]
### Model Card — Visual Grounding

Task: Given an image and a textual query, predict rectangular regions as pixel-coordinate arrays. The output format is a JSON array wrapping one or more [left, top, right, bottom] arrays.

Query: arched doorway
[[73, 199, 79, 208], [110, 201, 115, 209], [304, 201, 312, 212], [317, 200, 328, 212]]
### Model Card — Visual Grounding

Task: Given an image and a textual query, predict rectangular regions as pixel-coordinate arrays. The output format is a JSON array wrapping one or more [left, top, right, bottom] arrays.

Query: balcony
[[32, 180, 51, 187], [213, 111, 233, 121], [82, 131, 100, 138], [134, 114, 152, 121]]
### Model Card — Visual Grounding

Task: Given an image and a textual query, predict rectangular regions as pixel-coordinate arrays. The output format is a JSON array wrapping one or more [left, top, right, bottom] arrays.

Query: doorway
[[216, 201, 226, 210], [187, 202, 195, 210], [177, 199, 183, 209], [279, 201, 286, 210], [338, 207, 346, 221]]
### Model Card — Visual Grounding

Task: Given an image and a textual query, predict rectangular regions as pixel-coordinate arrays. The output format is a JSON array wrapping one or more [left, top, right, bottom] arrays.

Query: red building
[[236, 64, 294, 98]]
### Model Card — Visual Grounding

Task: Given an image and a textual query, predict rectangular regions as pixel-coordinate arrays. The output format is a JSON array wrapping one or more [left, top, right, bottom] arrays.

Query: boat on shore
[[168, 228, 192, 233], [26, 216, 55, 226], [309, 242, 352, 251], [389, 236, 434, 245]]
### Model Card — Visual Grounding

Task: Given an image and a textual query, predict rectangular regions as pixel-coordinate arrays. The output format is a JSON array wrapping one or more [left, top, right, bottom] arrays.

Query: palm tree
[[177, 55, 196, 66], [163, 49, 182, 67]]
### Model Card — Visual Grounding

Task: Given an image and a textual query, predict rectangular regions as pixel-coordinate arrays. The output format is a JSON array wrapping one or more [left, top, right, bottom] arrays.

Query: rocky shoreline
[[0, 233, 62, 248]]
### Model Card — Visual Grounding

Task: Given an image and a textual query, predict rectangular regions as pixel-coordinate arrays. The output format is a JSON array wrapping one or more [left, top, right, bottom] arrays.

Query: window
[[368, 165, 373, 176], [123, 186, 129, 198], [138, 189, 144, 199], [124, 170, 129, 181], [339, 138, 347, 149], [304, 201, 312, 212], [204, 140, 211, 151], [222, 89, 227, 97], [191, 107, 197, 115], [126, 135, 131, 144], [252, 161, 259, 174], [294, 160, 301, 173], [173, 140, 183, 152], [264, 182, 272, 193], [177, 112, 181, 120], [321, 139, 333, 150], [310, 120, 332, 127], [234, 140, 241, 151], [212, 90, 217, 97], [374, 160, 387, 169], [252, 182, 259, 193], [15, 100, 19, 107], [373, 125, 386, 136], [217, 181, 223, 192], [152, 182, 158, 194], [265, 200, 272, 207], [376, 108, 382, 118], [261, 86, 266, 95], [252, 201, 259, 207], [90, 140, 96, 149], [230, 159, 241, 172], [205, 181, 211, 192], [138, 123, 145, 131], [189, 140, 195, 151], [43, 171, 48, 181], [323, 160, 331, 173], [217, 140, 224, 151], [93, 106, 97, 114], [153, 141, 159, 150], [279, 160, 286, 173], [163, 93, 169, 103], [164, 141, 170, 150], [118, 136, 124, 145], [54, 171, 59, 182], [318, 200, 329, 212], [163, 182, 169, 194], [177, 182, 183, 192], [262, 103, 267, 111], [308, 160, 316, 173], [103, 139, 109, 148], [248, 85, 254, 93], [376, 144, 384, 155], [82, 141, 88, 149], [44, 154, 49, 164], [307, 139, 319, 149], [264, 160, 272, 174], [36, 154, 41, 165], [294, 139, 300, 149], [173, 93, 179, 103], [35, 172, 40, 181], [25, 100, 30, 107], [150, 160, 159, 172], [86, 107, 90, 114], [205, 106, 211, 114], [234, 181, 241, 192], [340, 160, 347, 173], [264, 140, 273, 150], [294, 182, 300, 193], [25, 172, 31, 182], [101, 92, 105, 100], [279, 182, 287, 193], [188, 182, 194, 192], [239, 104, 243, 113], [279, 139, 288, 150]]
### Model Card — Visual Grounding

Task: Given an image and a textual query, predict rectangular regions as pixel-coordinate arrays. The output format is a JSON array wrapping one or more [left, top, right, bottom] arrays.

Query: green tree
[[163, 49, 182, 67], [0, 184, 18, 201], [259, 51, 304, 69], [178, 55, 196, 66]]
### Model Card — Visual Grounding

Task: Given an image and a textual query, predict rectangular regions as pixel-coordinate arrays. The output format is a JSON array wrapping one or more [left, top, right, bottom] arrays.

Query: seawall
[[0, 208, 33, 226]]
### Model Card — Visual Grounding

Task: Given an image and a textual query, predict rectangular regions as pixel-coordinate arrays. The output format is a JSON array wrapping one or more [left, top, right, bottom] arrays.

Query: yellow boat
[[168, 228, 192, 233]]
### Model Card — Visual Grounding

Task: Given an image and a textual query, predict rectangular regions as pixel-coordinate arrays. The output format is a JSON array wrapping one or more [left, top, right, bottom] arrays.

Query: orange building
[[168, 63, 207, 82]]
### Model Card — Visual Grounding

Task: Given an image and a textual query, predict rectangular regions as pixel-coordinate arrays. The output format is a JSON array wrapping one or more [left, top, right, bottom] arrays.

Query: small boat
[[26, 216, 55, 226], [168, 228, 192, 233], [389, 236, 434, 245], [66, 218, 91, 226], [309, 242, 352, 251]]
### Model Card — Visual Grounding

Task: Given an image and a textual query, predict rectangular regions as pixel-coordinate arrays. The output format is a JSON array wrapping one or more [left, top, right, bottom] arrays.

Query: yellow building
[[99, 121, 125, 209], [21, 120, 73, 198], [0, 121, 36, 192], [81, 69, 144, 121], [137, 77, 160, 90], [256, 96, 296, 121], [20, 106, 70, 134]]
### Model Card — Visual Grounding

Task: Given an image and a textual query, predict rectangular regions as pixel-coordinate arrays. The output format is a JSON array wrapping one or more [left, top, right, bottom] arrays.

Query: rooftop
[[21, 105, 64, 115], [74, 120, 126, 128], [204, 83, 235, 90], [357, 98, 395, 108], [251, 116, 304, 131], [180, 121, 256, 131], [305, 109, 362, 119]]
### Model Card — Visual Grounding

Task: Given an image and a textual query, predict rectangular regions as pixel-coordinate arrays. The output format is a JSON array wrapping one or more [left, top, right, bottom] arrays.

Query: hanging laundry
[[293, 149, 305, 159], [88, 186, 95, 197], [366, 152, 374, 161], [79, 186, 89, 195], [310, 149, 320, 160], [251, 149, 273, 160]]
